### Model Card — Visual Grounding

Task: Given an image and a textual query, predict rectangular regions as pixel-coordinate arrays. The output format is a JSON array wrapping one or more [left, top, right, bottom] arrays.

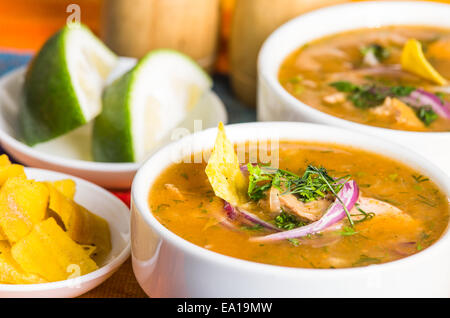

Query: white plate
[[0, 57, 228, 188], [0, 167, 130, 298]]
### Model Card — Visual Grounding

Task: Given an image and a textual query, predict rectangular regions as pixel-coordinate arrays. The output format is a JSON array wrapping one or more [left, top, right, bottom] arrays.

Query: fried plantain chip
[[11, 218, 98, 282], [46, 184, 111, 263], [46, 179, 76, 200], [0, 154, 11, 166], [0, 241, 46, 284], [205, 122, 247, 206], [0, 164, 26, 187], [80, 244, 97, 257], [0, 177, 48, 243]]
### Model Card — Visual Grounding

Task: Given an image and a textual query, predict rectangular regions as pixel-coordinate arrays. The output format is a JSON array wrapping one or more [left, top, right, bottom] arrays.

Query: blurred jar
[[230, 0, 350, 107], [102, 0, 220, 72]]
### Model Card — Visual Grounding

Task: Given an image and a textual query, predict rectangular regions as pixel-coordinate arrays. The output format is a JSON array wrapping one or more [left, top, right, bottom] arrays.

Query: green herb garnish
[[416, 194, 436, 207], [287, 238, 300, 246], [240, 224, 264, 231], [412, 174, 429, 183], [247, 164, 348, 203], [360, 44, 390, 61], [352, 254, 381, 266], [153, 204, 170, 213], [275, 212, 305, 230], [416, 107, 438, 126], [330, 81, 415, 109], [339, 226, 359, 236]]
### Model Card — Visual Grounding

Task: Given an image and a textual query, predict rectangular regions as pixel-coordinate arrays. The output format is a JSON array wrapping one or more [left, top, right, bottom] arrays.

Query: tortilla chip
[[0, 241, 46, 284], [0, 177, 48, 243], [205, 122, 247, 206], [46, 184, 111, 263], [11, 218, 98, 282], [47, 179, 76, 200]]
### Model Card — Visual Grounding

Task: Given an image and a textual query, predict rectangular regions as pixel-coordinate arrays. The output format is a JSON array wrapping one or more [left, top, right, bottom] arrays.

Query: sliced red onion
[[239, 163, 258, 176], [223, 201, 237, 219], [400, 89, 450, 119], [237, 207, 280, 231], [250, 180, 360, 243], [239, 164, 249, 174], [223, 201, 279, 231]]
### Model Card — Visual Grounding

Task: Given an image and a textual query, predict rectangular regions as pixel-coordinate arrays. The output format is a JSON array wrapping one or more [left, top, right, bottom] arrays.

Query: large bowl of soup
[[258, 1, 450, 176], [131, 122, 450, 297]]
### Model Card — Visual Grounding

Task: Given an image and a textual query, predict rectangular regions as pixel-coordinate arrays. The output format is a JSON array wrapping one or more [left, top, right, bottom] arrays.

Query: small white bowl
[[258, 1, 450, 177], [0, 168, 130, 298], [0, 57, 227, 189], [131, 122, 450, 297]]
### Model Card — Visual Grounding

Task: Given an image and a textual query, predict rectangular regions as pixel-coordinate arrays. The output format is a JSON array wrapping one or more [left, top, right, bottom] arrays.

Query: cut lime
[[92, 49, 212, 162], [21, 24, 118, 146]]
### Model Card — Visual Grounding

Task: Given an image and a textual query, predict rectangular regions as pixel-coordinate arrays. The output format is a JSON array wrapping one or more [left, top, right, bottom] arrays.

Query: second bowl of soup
[[131, 122, 450, 297], [258, 1, 450, 176]]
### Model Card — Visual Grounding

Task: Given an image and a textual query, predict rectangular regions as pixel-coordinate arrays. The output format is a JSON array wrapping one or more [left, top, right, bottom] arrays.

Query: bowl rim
[[0, 63, 228, 174], [0, 167, 131, 292], [132, 121, 450, 277], [258, 0, 450, 137]]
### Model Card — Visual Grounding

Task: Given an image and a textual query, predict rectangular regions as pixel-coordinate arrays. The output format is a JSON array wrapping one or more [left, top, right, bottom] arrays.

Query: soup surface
[[149, 141, 449, 269], [279, 26, 450, 131]]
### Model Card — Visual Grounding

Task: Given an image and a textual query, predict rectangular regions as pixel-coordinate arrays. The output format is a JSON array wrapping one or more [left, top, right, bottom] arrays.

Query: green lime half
[[21, 24, 118, 146], [92, 49, 212, 163]]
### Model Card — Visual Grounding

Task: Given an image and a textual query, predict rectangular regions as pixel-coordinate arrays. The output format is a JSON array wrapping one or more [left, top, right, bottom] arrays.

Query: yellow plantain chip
[[46, 179, 76, 200], [401, 38, 447, 85], [205, 122, 247, 206], [0, 177, 48, 243], [0, 241, 46, 284], [11, 218, 98, 282], [0, 164, 26, 187], [80, 244, 97, 257], [0, 154, 11, 166], [46, 184, 111, 263]]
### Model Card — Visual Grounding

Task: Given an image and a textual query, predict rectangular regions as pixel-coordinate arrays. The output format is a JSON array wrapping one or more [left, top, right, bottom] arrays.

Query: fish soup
[[279, 26, 450, 132], [149, 127, 449, 269]]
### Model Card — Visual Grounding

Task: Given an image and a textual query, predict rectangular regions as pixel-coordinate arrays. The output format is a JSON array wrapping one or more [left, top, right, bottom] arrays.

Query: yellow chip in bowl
[[0, 177, 48, 243], [205, 122, 247, 206], [11, 218, 98, 282]]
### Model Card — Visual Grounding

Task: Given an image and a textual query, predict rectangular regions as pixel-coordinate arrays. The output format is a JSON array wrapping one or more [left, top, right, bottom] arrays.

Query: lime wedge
[[92, 49, 212, 162], [21, 24, 118, 145], [401, 38, 447, 85]]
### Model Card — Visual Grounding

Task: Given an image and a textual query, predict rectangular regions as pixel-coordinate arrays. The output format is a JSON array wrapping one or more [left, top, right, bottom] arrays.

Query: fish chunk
[[259, 187, 332, 222], [370, 97, 424, 130], [352, 196, 407, 218]]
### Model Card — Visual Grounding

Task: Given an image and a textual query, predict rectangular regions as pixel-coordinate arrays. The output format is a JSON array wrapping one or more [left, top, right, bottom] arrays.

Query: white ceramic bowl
[[131, 122, 450, 297], [258, 1, 450, 177], [0, 57, 227, 189], [0, 168, 130, 298]]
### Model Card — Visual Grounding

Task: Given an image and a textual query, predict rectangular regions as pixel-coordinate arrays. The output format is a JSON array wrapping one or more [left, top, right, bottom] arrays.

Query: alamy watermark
[[66, 4, 81, 27]]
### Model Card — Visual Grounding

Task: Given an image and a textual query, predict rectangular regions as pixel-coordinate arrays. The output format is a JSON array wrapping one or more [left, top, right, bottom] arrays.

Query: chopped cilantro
[[360, 44, 390, 61], [275, 212, 305, 230], [416, 107, 438, 126], [330, 81, 415, 109]]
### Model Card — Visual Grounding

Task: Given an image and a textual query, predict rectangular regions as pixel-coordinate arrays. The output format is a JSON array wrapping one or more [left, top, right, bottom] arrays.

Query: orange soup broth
[[279, 26, 450, 132], [149, 142, 449, 269]]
